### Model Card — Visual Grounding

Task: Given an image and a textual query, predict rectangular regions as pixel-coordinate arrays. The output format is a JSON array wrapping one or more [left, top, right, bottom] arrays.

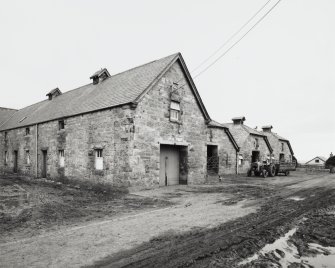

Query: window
[[255, 138, 259, 149], [4, 151, 8, 165], [315, 159, 320, 163], [95, 149, 103, 170], [25, 127, 30, 135], [59, 150, 65, 167], [281, 143, 284, 152], [25, 150, 30, 165], [4, 132, 8, 140], [170, 101, 180, 121], [238, 155, 244, 166], [58, 120, 65, 130]]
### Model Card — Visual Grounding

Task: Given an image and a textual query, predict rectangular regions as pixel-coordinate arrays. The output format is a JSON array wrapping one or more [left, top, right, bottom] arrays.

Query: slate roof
[[224, 123, 272, 153], [207, 120, 240, 151], [262, 131, 294, 155], [0, 107, 17, 127], [1, 53, 210, 131]]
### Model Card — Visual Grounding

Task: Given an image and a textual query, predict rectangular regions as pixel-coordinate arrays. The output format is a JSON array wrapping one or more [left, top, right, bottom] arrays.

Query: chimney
[[262, 125, 273, 132], [46, 88, 62, 100], [90, 68, 110, 85], [331, 152, 334, 158], [232, 116, 246, 125]]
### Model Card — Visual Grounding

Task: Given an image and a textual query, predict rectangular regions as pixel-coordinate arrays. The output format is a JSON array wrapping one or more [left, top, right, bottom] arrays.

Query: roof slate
[[0, 53, 179, 131], [0, 107, 17, 127]]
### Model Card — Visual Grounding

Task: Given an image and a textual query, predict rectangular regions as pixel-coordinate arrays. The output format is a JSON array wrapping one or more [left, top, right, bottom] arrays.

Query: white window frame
[[95, 149, 103, 170], [170, 101, 180, 121], [59, 150, 65, 168]]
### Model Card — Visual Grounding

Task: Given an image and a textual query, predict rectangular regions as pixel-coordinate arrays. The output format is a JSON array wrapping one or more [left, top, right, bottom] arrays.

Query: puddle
[[288, 196, 305, 201], [239, 228, 335, 267]]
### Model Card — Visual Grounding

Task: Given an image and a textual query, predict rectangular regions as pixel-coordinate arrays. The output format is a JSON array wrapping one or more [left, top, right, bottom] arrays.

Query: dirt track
[[1, 171, 335, 267]]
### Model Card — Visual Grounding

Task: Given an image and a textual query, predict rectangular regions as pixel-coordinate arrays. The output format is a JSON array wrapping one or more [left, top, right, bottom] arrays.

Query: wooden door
[[160, 145, 180, 186], [13, 151, 18, 173], [42, 150, 47, 178]]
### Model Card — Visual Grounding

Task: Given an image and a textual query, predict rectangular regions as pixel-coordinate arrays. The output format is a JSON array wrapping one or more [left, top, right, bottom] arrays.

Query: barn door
[[160, 145, 180, 186]]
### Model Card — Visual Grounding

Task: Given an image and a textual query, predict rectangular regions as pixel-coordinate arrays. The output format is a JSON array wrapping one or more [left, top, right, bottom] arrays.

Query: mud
[[89, 186, 335, 268]]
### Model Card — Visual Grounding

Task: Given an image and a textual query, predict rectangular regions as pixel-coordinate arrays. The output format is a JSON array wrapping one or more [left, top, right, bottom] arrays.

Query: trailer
[[247, 160, 296, 178]]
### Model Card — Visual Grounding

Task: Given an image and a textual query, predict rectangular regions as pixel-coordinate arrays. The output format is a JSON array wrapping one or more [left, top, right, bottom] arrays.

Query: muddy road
[[88, 172, 335, 268], [1, 171, 335, 267]]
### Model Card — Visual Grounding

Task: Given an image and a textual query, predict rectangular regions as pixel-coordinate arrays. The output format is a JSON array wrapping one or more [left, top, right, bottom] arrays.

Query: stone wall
[[238, 135, 271, 174], [131, 60, 209, 186], [263, 132, 292, 162], [0, 107, 136, 186]]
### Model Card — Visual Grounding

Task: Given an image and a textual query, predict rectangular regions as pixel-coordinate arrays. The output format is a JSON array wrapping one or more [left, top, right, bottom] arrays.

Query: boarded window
[[59, 120, 65, 130], [59, 150, 65, 167], [25, 127, 30, 135], [4, 151, 8, 165], [95, 149, 103, 170], [170, 101, 180, 121], [26, 150, 30, 165]]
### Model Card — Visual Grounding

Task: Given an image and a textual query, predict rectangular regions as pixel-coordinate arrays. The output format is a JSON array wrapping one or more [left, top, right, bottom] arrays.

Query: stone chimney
[[232, 116, 246, 125], [262, 125, 273, 132], [90, 68, 110, 85], [46, 88, 62, 100]]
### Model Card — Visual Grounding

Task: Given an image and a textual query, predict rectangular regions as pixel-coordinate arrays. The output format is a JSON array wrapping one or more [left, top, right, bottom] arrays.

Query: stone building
[[305, 156, 327, 166], [261, 125, 294, 163], [224, 117, 273, 174], [0, 53, 239, 188]]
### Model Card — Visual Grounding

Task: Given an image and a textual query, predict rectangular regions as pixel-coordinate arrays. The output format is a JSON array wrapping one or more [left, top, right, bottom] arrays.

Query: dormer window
[[90, 68, 111, 85], [170, 101, 180, 121], [46, 88, 62, 100]]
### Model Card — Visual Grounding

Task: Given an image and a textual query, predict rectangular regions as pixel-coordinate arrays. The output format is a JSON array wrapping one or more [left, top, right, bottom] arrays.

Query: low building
[[224, 117, 273, 174], [305, 156, 327, 166], [0, 53, 238, 188], [261, 125, 294, 163]]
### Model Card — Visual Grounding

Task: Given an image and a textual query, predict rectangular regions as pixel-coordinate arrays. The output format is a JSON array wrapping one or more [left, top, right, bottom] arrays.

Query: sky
[[0, 0, 334, 162]]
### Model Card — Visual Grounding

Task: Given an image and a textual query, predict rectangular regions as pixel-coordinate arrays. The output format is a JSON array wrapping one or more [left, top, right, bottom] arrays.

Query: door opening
[[159, 145, 188, 186], [42, 150, 47, 178], [251, 151, 260, 163], [13, 150, 18, 173], [207, 145, 219, 175]]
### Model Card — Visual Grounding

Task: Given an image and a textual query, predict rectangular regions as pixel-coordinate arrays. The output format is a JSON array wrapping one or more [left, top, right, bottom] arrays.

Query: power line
[[193, 0, 282, 79], [191, 0, 273, 74]]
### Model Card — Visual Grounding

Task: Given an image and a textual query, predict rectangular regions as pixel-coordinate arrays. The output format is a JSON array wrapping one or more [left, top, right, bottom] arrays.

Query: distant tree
[[325, 156, 335, 169]]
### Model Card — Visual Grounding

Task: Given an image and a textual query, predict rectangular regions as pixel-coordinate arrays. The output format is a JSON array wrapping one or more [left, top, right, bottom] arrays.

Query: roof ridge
[[10, 53, 180, 114]]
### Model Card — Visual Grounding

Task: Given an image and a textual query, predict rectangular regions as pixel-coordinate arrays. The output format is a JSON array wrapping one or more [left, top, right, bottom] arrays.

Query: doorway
[[207, 145, 219, 175], [159, 145, 188, 186], [251, 151, 260, 163], [42, 150, 47, 178], [13, 150, 18, 173]]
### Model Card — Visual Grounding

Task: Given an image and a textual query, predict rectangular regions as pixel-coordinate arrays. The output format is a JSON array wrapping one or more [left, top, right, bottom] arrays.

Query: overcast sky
[[0, 0, 334, 162]]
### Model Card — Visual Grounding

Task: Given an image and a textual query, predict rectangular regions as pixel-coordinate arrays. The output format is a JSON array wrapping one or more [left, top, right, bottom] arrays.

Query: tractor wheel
[[247, 169, 252, 177], [262, 170, 268, 178], [268, 164, 276, 177], [285, 171, 290, 176]]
